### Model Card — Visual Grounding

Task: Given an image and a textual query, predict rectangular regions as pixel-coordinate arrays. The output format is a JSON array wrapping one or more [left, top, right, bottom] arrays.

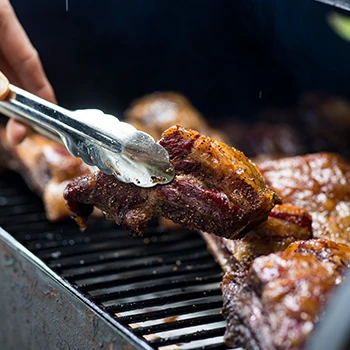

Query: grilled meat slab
[[64, 125, 281, 237], [222, 239, 350, 350], [203, 152, 350, 349], [203, 203, 313, 271], [258, 153, 350, 245], [0, 129, 90, 221], [125, 91, 227, 142]]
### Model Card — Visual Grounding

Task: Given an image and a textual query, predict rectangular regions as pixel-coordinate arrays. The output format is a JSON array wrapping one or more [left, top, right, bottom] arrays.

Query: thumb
[[0, 71, 10, 100]]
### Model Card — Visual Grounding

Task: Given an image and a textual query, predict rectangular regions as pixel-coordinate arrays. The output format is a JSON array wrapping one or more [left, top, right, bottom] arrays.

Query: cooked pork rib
[[2, 91, 349, 350], [258, 153, 350, 245], [125, 91, 227, 142], [0, 92, 226, 222], [202, 152, 350, 349], [0, 129, 91, 221], [222, 239, 350, 350], [205, 153, 350, 272], [202, 203, 313, 271], [64, 125, 281, 237]]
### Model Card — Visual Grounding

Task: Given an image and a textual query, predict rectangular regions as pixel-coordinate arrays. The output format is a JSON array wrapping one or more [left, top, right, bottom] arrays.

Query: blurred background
[[11, 0, 350, 156]]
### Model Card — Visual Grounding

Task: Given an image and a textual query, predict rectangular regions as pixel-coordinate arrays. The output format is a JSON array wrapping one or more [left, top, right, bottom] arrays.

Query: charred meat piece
[[0, 129, 91, 221], [285, 239, 350, 273], [203, 152, 350, 349], [64, 126, 281, 237], [202, 203, 313, 271], [125, 91, 227, 142], [258, 152, 350, 245], [219, 121, 307, 158], [222, 239, 350, 350]]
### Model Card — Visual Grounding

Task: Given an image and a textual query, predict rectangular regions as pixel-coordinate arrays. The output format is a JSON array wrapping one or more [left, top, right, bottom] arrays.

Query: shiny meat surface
[[258, 153, 350, 245], [220, 121, 307, 158], [203, 151, 350, 349], [0, 130, 91, 221], [203, 203, 313, 271], [125, 91, 227, 141], [222, 239, 350, 350], [64, 126, 281, 237], [285, 239, 350, 272]]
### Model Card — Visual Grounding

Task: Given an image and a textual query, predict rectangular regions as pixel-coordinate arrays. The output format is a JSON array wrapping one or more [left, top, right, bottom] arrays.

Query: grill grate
[[0, 172, 230, 350]]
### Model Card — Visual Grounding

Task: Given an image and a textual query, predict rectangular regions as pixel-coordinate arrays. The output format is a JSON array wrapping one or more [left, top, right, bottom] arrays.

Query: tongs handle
[[0, 85, 122, 152], [0, 85, 175, 188], [314, 0, 350, 11]]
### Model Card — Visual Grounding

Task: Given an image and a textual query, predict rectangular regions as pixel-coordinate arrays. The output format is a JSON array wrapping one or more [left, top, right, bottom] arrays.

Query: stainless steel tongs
[[314, 0, 350, 11], [0, 85, 175, 188]]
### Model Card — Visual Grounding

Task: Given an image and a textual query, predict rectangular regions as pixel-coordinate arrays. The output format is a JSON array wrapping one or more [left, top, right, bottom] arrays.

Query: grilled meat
[[204, 152, 350, 271], [64, 125, 281, 237], [222, 239, 350, 350], [0, 129, 91, 221], [285, 239, 350, 272], [203, 152, 350, 349], [258, 152, 350, 245], [203, 203, 313, 271], [219, 121, 307, 158], [125, 91, 227, 142]]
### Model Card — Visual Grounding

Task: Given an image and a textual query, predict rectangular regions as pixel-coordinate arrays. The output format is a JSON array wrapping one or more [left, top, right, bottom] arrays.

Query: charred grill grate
[[0, 172, 229, 350]]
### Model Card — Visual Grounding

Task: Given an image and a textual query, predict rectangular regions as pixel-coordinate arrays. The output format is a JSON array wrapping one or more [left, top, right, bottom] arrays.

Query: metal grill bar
[[133, 314, 224, 335], [78, 263, 219, 293], [191, 344, 228, 350], [0, 172, 230, 349], [62, 250, 213, 280], [89, 274, 222, 302], [36, 232, 202, 260], [47, 240, 207, 271], [148, 327, 227, 347], [117, 301, 224, 323], [104, 289, 221, 313]]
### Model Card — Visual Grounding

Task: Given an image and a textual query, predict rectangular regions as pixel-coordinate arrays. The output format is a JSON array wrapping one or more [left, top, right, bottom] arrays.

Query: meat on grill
[[203, 152, 350, 349], [64, 125, 281, 238], [0, 92, 224, 223], [125, 91, 227, 142], [257, 152, 350, 245], [0, 129, 91, 221], [222, 239, 350, 350], [202, 203, 313, 271]]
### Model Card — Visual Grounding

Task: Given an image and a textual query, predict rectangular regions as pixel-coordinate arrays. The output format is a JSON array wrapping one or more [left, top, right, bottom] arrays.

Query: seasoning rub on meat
[[0, 129, 91, 221], [204, 152, 350, 349], [222, 239, 350, 350], [64, 125, 281, 238]]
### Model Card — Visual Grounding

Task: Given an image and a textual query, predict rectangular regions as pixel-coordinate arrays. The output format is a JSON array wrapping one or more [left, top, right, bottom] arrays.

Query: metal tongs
[[0, 85, 175, 188], [314, 0, 350, 11]]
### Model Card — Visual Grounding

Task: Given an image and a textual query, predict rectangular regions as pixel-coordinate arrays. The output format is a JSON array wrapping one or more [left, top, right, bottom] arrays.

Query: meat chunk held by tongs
[[64, 125, 281, 238]]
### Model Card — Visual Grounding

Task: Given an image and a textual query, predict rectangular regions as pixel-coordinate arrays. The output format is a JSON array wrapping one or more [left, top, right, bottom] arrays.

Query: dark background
[[11, 0, 350, 120]]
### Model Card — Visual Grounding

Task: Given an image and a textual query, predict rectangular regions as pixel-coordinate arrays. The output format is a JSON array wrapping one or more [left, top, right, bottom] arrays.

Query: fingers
[[1, 70, 29, 145], [0, 0, 57, 145], [1, 68, 30, 145], [6, 119, 29, 145], [0, 0, 56, 103], [0, 70, 9, 99]]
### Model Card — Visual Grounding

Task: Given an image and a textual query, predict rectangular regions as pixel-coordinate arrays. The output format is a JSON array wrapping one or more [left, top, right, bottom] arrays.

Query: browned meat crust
[[219, 121, 307, 158], [258, 153, 350, 245], [125, 91, 227, 142], [64, 125, 281, 237], [285, 239, 350, 272], [0, 129, 91, 221], [222, 239, 350, 350], [202, 152, 350, 349], [202, 203, 313, 271]]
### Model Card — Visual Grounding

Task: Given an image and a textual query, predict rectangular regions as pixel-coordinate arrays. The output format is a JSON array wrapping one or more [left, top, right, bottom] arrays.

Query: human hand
[[0, 71, 9, 100], [0, 0, 56, 145]]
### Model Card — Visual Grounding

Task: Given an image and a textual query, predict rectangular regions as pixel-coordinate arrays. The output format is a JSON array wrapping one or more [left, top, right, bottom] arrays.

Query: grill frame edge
[[0, 227, 153, 350]]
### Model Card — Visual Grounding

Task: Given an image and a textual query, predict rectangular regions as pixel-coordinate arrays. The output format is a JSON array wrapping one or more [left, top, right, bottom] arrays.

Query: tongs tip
[[0, 87, 175, 188]]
